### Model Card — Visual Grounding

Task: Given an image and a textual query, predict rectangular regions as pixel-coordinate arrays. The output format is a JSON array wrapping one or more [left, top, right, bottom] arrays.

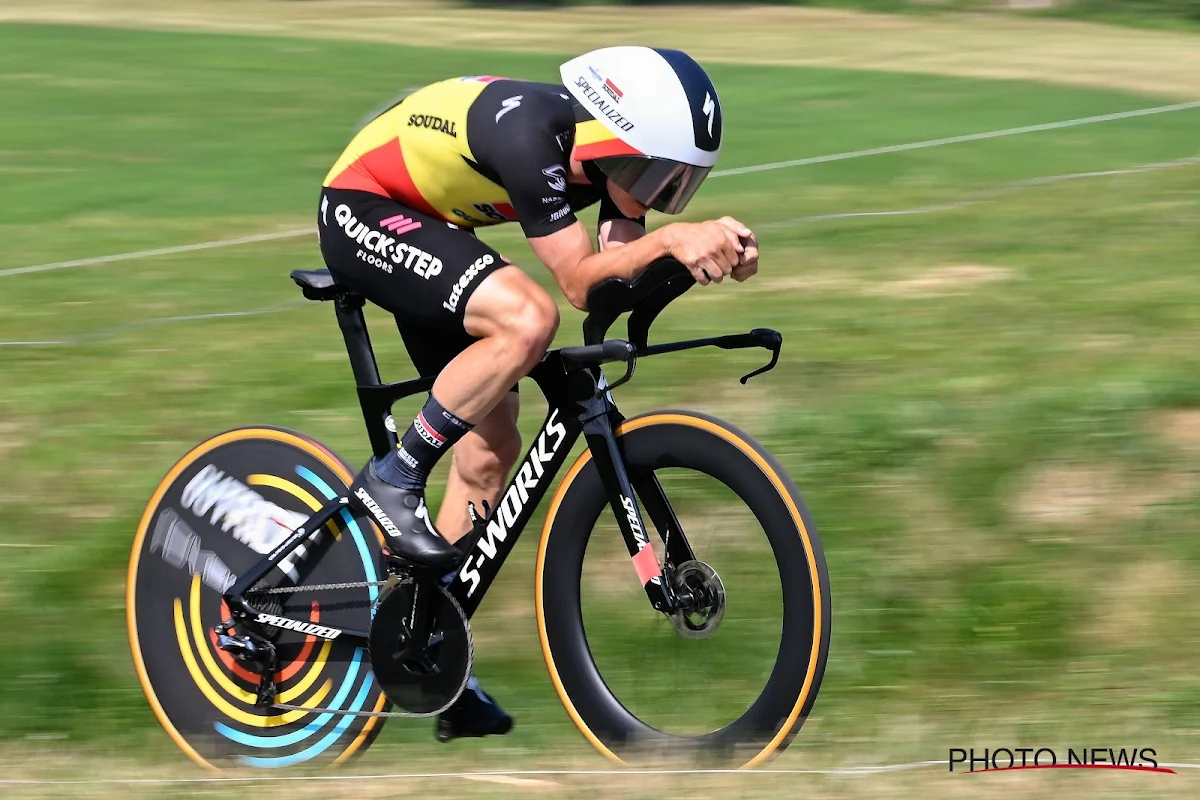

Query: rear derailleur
[[213, 620, 278, 706]]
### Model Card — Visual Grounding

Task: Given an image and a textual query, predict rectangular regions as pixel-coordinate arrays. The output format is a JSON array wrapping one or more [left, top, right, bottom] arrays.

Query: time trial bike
[[127, 257, 831, 770]]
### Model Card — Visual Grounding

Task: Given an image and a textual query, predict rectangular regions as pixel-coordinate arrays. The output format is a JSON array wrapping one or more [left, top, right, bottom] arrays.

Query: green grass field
[[2, 9, 1200, 797]]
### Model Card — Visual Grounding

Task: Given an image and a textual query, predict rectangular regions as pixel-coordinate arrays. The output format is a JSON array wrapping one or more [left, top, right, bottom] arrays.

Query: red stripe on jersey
[[493, 203, 518, 220], [329, 139, 443, 221], [326, 161, 389, 197]]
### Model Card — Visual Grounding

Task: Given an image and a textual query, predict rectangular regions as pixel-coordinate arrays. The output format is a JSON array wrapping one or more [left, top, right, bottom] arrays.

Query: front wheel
[[535, 411, 831, 767]]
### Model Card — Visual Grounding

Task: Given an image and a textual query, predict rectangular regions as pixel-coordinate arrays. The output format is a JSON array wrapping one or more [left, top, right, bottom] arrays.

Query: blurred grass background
[[1, 1, 1199, 794], [462, 0, 1200, 28]]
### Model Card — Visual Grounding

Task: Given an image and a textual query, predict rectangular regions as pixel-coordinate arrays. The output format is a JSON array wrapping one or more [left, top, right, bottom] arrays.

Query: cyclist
[[318, 45, 758, 741]]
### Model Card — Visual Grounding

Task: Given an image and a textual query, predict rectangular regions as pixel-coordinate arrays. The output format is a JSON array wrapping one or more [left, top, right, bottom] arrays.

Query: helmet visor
[[595, 156, 711, 215]]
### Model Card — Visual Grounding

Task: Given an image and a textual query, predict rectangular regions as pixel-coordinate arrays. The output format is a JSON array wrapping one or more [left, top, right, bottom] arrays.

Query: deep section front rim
[[535, 411, 831, 767]]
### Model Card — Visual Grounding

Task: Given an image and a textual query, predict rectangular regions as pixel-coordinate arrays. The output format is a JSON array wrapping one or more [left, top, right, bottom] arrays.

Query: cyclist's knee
[[465, 266, 559, 362], [508, 292, 559, 362]]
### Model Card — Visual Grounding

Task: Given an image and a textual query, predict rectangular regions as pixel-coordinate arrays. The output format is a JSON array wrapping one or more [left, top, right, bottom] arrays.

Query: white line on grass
[[0, 229, 317, 278], [1, 155, 1196, 348], [3, 759, 1195, 786], [2, 100, 1197, 279], [460, 774, 559, 788], [0, 301, 307, 347], [712, 100, 1200, 178], [761, 155, 1200, 229]]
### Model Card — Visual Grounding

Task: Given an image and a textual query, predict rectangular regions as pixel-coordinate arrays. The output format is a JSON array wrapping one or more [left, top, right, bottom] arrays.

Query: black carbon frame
[[224, 260, 782, 644], [222, 309, 674, 642]]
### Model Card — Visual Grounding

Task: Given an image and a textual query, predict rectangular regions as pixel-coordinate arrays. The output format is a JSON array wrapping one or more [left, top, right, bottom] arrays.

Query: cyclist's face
[[607, 178, 649, 219]]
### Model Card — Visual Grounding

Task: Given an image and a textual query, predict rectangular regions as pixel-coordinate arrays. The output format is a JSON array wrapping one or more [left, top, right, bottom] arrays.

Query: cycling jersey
[[322, 76, 642, 239], [318, 75, 646, 384]]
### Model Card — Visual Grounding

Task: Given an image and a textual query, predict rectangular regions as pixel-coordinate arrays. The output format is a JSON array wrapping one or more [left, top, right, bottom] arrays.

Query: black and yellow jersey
[[323, 76, 640, 238]]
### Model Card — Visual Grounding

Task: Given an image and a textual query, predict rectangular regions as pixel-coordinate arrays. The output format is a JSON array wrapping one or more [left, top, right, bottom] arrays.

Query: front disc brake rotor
[[368, 581, 472, 714], [668, 560, 726, 639]]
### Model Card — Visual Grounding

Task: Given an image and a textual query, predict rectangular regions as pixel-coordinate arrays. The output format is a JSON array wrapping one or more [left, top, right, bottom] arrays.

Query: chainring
[[368, 581, 472, 715], [668, 560, 726, 639]]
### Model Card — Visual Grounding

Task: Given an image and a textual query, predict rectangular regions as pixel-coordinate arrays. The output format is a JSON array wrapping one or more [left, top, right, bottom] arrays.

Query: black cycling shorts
[[318, 188, 510, 378]]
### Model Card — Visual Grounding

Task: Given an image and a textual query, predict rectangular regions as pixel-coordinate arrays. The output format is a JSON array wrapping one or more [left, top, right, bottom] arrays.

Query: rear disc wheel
[[127, 426, 389, 769]]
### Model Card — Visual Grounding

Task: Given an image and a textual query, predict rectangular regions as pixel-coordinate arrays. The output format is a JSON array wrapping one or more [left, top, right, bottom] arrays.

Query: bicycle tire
[[535, 410, 831, 767], [127, 426, 389, 770]]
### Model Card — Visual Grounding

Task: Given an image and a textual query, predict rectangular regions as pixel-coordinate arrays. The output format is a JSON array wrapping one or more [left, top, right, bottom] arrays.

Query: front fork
[[580, 393, 696, 614]]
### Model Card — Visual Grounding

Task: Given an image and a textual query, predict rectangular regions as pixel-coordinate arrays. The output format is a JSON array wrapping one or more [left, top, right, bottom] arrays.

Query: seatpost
[[333, 295, 383, 388], [332, 295, 397, 454]]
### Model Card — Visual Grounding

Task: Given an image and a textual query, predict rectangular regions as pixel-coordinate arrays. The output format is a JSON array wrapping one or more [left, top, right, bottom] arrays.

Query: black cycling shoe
[[349, 462, 460, 571], [436, 680, 514, 742]]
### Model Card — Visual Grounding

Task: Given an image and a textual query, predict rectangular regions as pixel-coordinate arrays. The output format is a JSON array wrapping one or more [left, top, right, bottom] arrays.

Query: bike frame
[[222, 263, 781, 650]]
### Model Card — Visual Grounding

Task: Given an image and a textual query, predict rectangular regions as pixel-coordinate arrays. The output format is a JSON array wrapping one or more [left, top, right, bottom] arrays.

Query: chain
[[270, 702, 443, 719], [248, 579, 390, 595]]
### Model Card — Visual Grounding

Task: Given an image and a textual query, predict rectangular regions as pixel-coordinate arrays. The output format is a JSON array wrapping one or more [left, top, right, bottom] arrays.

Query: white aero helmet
[[561, 46, 723, 215]]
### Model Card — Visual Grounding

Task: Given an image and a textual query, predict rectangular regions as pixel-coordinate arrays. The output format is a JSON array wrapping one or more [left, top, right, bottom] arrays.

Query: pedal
[[381, 545, 422, 576]]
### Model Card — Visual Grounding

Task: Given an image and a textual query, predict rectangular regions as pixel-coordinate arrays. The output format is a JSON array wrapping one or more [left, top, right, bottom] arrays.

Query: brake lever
[[737, 328, 782, 384]]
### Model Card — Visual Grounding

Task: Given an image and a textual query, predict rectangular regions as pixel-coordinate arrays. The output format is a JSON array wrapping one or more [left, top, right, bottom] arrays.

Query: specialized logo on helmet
[[702, 93, 716, 137], [652, 47, 722, 152], [573, 77, 635, 133]]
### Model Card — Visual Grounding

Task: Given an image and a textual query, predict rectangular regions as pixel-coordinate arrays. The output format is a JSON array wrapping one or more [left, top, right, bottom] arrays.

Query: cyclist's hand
[[733, 230, 759, 282], [711, 217, 759, 282], [666, 221, 742, 285]]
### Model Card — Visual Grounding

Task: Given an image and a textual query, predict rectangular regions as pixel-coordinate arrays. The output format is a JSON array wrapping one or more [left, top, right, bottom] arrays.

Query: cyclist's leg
[[431, 265, 558, 421], [318, 188, 553, 558], [419, 269, 557, 539], [439, 394, 521, 540], [395, 317, 523, 543]]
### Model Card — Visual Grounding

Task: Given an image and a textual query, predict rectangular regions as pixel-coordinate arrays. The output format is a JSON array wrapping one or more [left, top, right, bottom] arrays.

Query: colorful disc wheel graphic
[[127, 427, 390, 769]]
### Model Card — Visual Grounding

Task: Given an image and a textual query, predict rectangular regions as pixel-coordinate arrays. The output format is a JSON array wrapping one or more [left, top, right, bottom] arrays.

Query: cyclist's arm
[[597, 218, 646, 251], [480, 91, 738, 306], [475, 90, 665, 308], [528, 221, 675, 311]]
